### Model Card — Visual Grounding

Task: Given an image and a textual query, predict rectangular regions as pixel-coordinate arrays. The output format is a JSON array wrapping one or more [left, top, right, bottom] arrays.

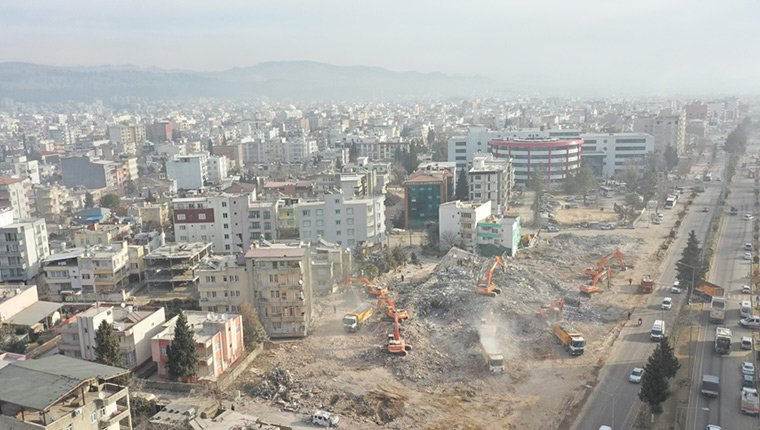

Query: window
[[91, 412, 97, 423], [263, 211, 271, 219], [347, 208, 354, 215], [336, 220, 341, 225], [160, 347, 167, 356], [223, 223, 229, 229], [303, 220, 311, 227], [316, 209, 324, 216], [198, 213, 207, 220], [223, 213, 228, 218], [179, 225, 186, 230], [347, 218, 354, 225], [264, 222, 271, 230], [224, 234, 230, 239], [222, 201, 227, 207], [176, 213, 186, 221], [252, 222, 260, 229], [335, 209, 341, 215], [302, 210, 310, 216], [347, 228, 355, 236]]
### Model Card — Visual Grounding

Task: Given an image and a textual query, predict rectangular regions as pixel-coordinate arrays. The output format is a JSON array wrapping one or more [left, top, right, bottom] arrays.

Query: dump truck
[[640, 275, 654, 293], [553, 322, 585, 356], [693, 281, 725, 303], [742, 387, 760, 415], [478, 324, 505, 373], [714, 327, 732, 354], [701, 374, 720, 397], [343, 304, 373, 332]]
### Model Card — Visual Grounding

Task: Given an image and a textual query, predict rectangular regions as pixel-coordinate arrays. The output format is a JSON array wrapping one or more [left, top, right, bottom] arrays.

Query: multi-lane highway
[[572, 154, 726, 430], [686, 142, 760, 430]]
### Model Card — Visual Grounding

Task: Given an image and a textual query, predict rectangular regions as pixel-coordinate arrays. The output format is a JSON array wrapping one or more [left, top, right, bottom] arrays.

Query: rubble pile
[[247, 367, 301, 402]]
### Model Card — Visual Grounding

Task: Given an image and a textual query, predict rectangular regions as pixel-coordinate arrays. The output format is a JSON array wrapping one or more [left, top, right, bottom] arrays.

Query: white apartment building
[[206, 154, 228, 185], [295, 193, 385, 249], [172, 192, 254, 254], [355, 140, 411, 161], [247, 199, 278, 242], [0, 177, 32, 220], [438, 200, 492, 251], [468, 155, 514, 215], [198, 254, 249, 313], [41, 248, 86, 294], [78, 241, 130, 295], [0, 216, 49, 283], [0, 155, 40, 184], [633, 110, 686, 155], [580, 132, 655, 178], [58, 304, 166, 369], [476, 214, 522, 257], [108, 123, 146, 155], [165, 153, 209, 190]]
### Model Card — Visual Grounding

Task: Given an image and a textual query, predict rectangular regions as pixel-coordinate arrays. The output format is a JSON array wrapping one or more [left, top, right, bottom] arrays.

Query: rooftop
[[0, 284, 34, 303], [152, 311, 239, 343], [245, 244, 305, 259], [5, 301, 61, 327], [0, 177, 24, 185], [145, 242, 212, 260]]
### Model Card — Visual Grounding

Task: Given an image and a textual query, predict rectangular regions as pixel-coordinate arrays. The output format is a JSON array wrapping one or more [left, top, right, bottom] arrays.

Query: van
[[650, 320, 665, 341], [312, 410, 340, 428], [741, 301, 753, 318]]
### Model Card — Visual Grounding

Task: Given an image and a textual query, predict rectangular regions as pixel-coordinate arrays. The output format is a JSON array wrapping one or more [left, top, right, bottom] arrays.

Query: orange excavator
[[476, 256, 506, 297], [584, 248, 624, 277], [385, 312, 412, 356], [377, 296, 410, 321], [345, 277, 388, 297], [538, 298, 565, 320], [579, 267, 610, 294]]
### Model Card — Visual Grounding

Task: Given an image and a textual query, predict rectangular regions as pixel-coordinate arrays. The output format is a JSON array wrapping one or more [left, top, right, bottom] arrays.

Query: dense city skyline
[[2, 1, 760, 95]]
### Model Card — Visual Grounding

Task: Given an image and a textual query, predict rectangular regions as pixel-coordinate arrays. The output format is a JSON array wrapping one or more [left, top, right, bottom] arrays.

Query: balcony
[[99, 404, 129, 428]]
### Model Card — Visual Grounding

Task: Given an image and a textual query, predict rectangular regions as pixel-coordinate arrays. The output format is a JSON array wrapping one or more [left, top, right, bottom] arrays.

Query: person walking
[[333, 305, 337, 314], [627, 311, 631, 320]]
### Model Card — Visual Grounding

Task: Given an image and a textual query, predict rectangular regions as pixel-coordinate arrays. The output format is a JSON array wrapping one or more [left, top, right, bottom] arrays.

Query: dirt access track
[[232, 220, 678, 429]]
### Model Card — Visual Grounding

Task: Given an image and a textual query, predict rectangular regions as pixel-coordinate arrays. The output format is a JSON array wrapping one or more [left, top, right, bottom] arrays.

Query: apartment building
[[133, 202, 170, 231], [247, 199, 279, 242], [151, 311, 244, 380], [33, 184, 69, 225], [476, 214, 522, 257], [41, 248, 86, 294], [438, 200, 492, 251], [206, 155, 228, 185], [355, 141, 410, 161], [295, 193, 386, 249], [0, 155, 40, 184], [0, 355, 133, 430], [580, 132, 655, 178], [468, 154, 514, 215], [0, 284, 61, 333], [403, 170, 453, 230], [146, 120, 173, 142], [58, 305, 166, 369], [61, 155, 117, 190], [165, 153, 209, 190], [74, 223, 131, 248], [260, 181, 315, 198], [310, 239, 352, 295], [246, 242, 313, 338], [144, 242, 212, 292], [0, 176, 32, 219], [172, 192, 254, 254], [108, 123, 146, 155], [198, 254, 250, 313], [489, 137, 583, 185], [633, 110, 686, 155], [78, 241, 130, 295], [0, 216, 49, 283]]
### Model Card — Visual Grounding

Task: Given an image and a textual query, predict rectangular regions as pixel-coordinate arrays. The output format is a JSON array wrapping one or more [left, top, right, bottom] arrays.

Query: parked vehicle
[[743, 284, 752, 294], [745, 242, 754, 251], [741, 387, 759, 415], [546, 224, 560, 232], [744, 252, 753, 261], [629, 367, 644, 383], [740, 315, 760, 329], [741, 301, 753, 318], [746, 213, 754, 221], [312, 410, 340, 427], [743, 361, 756, 377], [742, 336, 754, 350], [743, 374, 755, 389]]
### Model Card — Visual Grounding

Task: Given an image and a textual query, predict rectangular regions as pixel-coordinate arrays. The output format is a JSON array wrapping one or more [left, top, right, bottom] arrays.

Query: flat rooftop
[[145, 242, 211, 260]]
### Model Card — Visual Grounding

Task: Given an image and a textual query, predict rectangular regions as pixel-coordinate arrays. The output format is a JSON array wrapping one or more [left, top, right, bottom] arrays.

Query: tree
[[455, 169, 469, 201], [574, 167, 598, 203], [439, 231, 460, 251], [167, 312, 198, 380], [653, 337, 680, 379], [410, 252, 419, 265], [349, 142, 358, 162], [145, 189, 156, 203], [239, 302, 268, 348], [563, 172, 579, 195], [85, 192, 94, 208], [391, 246, 407, 266], [125, 180, 138, 197], [94, 320, 123, 367], [675, 230, 708, 293], [526, 168, 546, 194], [664, 145, 679, 171], [638, 346, 670, 413], [100, 193, 121, 209], [622, 161, 641, 192], [424, 222, 440, 250]]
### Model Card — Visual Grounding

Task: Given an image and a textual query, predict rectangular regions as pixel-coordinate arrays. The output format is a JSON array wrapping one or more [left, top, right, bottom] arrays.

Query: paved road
[[572, 156, 725, 430], [686, 143, 760, 430]]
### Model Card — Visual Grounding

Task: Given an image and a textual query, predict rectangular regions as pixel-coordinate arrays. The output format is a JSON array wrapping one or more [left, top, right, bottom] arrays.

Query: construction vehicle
[[742, 387, 760, 415], [385, 312, 412, 356], [583, 248, 624, 277], [342, 304, 373, 332], [553, 322, 585, 356], [640, 274, 654, 293], [376, 296, 410, 321], [538, 298, 565, 320], [693, 281, 725, 302], [479, 308, 505, 373], [710, 297, 727, 323], [345, 277, 388, 297], [476, 256, 505, 297], [714, 327, 732, 354], [579, 268, 610, 295]]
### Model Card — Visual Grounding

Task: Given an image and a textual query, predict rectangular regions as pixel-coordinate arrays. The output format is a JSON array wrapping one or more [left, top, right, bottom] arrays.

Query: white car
[[742, 361, 756, 377], [706, 426, 722, 430], [745, 214, 754, 221], [629, 367, 644, 383], [744, 252, 753, 261], [746, 242, 754, 251], [741, 336, 753, 350], [670, 282, 682, 294], [743, 285, 752, 294], [546, 224, 560, 232], [661, 297, 673, 310], [312, 410, 340, 427], [740, 315, 760, 329]]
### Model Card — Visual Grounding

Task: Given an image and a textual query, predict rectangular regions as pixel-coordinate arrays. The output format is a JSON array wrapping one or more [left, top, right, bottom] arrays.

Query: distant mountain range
[[0, 61, 499, 102]]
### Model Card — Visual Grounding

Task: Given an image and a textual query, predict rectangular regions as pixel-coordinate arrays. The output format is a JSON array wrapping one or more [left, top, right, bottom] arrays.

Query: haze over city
[[2, 0, 760, 95]]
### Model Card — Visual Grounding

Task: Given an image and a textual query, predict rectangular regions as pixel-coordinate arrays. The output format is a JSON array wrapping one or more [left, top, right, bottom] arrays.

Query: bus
[[710, 297, 727, 323], [664, 194, 678, 209]]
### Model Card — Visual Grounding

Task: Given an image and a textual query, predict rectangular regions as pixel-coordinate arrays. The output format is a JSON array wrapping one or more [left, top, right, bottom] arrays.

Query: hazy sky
[[2, 0, 760, 94]]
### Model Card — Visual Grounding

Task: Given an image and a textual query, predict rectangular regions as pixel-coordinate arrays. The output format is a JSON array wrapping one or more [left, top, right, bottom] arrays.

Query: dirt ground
[[226, 210, 680, 429], [553, 207, 619, 224]]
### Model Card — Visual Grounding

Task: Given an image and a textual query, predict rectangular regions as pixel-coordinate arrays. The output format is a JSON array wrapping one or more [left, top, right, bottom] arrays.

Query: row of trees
[[354, 246, 408, 279]]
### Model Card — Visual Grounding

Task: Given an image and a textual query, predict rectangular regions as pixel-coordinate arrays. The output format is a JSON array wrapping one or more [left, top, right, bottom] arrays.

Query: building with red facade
[[489, 138, 583, 185]]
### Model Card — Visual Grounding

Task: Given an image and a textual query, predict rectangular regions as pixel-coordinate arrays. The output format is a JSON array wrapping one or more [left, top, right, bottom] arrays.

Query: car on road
[[599, 222, 616, 230], [742, 336, 754, 350], [312, 410, 340, 427], [743, 361, 756, 377], [743, 374, 755, 389], [706, 426, 722, 430], [599, 426, 612, 430], [744, 252, 753, 261], [741, 315, 760, 329], [546, 224, 560, 232], [628, 367, 644, 383], [743, 284, 752, 294], [651, 217, 662, 225], [670, 282, 682, 294], [661, 297, 673, 310], [746, 242, 754, 251], [745, 213, 754, 221], [701, 207, 709, 212]]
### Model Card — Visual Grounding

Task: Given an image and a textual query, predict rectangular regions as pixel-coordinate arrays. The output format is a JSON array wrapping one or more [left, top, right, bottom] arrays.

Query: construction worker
[[627, 311, 631, 320], [401, 274, 405, 282], [628, 278, 633, 287]]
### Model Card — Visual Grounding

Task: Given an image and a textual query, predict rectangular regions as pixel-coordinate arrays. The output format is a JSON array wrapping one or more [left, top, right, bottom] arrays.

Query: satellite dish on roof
[[121, 302, 126, 308]]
